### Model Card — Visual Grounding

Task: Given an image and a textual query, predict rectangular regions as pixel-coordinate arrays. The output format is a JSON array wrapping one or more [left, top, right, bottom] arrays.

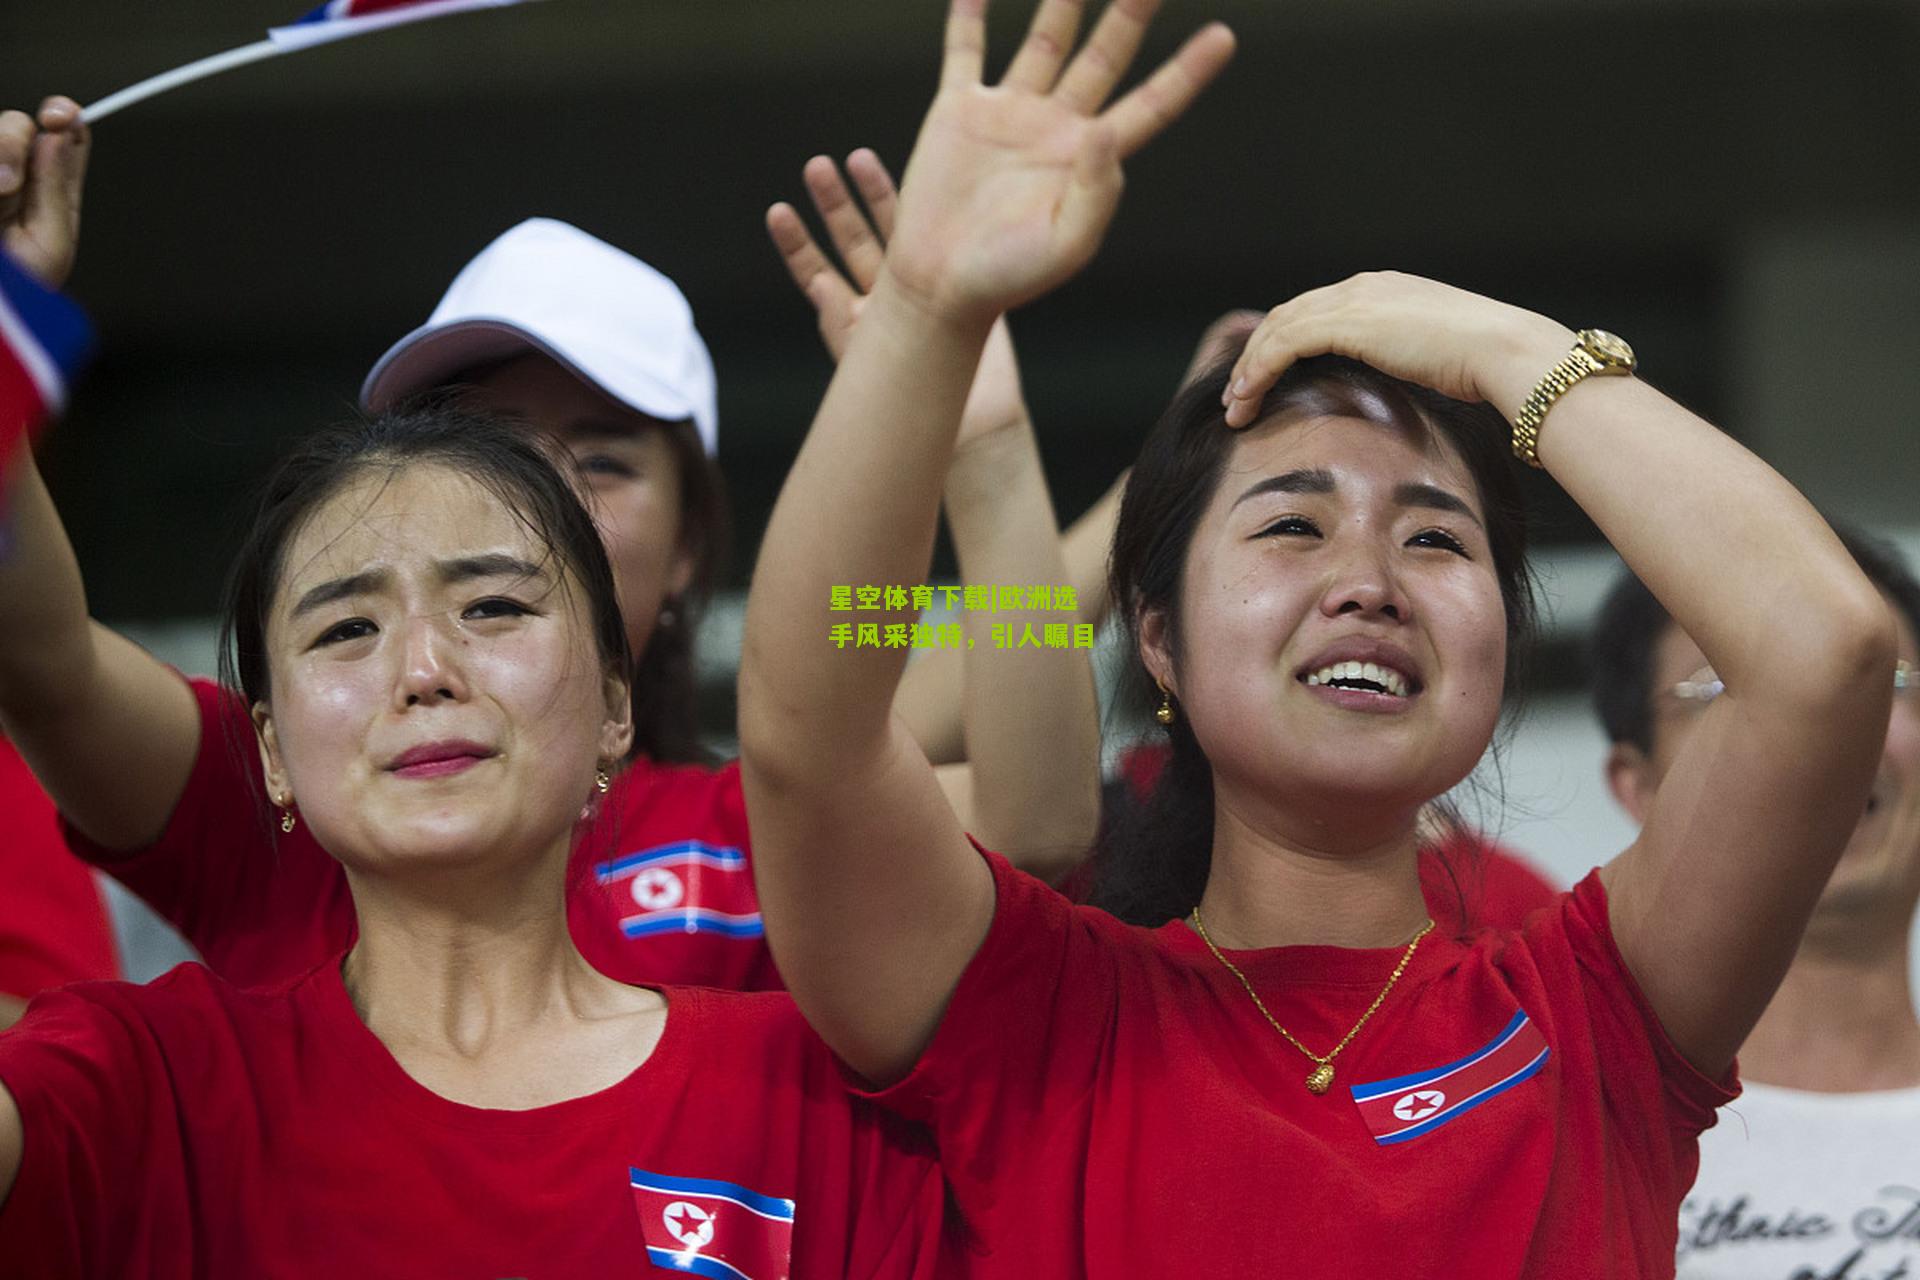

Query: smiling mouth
[[1300, 661, 1415, 698]]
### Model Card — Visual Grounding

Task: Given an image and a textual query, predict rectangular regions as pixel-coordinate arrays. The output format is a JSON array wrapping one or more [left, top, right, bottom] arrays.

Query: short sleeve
[[1530, 870, 1740, 1138], [0, 983, 191, 1274], [858, 845, 1120, 1225], [60, 676, 350, 985]]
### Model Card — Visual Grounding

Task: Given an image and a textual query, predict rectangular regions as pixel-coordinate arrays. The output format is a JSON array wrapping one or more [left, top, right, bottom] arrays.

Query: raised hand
[[1220, 272, 1574, 428], [882, 0, 1234, 326], [0, 97, 89, 289], [768, 150, 1029, 445]]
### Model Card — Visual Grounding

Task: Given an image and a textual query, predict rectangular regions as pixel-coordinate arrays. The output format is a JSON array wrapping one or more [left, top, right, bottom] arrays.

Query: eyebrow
[[289, 554, 548, 619], [1393, 482, 1482, 527], [1230, 470, 1482, 528], [1230, 469, 1336, 508]]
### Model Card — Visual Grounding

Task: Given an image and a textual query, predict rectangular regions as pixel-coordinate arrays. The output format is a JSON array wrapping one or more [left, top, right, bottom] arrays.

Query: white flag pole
[[82, 41, 284, 124]]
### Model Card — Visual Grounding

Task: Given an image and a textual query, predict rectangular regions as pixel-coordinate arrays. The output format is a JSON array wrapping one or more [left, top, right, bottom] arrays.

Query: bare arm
[[768, 151, 1100, 877], [0, 100, 201, 854], [1226, 274, 1897, 1076], [0, 450, 201, 853], [739, 0, 1233, 1083], [0, 996, 23, 1032]]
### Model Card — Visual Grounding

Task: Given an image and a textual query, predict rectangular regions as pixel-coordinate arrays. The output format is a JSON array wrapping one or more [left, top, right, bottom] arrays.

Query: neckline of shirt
[[1151, 913, 1467, 988], [305, 953, 691, 1135]]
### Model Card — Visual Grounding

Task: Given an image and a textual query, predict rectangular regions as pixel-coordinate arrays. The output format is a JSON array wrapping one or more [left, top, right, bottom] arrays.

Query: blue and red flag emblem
[[0, 251, 91, 519], [630, 1167, 796, 1280], [595, 841, 763, 940], [1350, 1009, 1549, 1144], [0, 251, 90, 445]]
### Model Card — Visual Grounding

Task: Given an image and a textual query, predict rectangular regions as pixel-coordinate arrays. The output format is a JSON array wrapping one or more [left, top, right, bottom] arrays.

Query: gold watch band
[[1511, 347, 1603, 469], [1510, 329, 1636, 469]]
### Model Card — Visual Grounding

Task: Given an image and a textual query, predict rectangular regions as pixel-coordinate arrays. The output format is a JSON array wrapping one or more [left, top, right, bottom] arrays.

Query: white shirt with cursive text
[[1679, 1081, 1920, 1280]]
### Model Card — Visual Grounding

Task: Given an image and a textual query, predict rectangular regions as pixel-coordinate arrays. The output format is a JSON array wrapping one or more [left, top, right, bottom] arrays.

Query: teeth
[[1303, 660, 1410, 697]]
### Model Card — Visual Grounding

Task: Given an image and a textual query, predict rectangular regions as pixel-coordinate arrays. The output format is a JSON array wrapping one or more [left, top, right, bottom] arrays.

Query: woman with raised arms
[[737, 0, 1897, 1273], [0, 410, 946, 1278]]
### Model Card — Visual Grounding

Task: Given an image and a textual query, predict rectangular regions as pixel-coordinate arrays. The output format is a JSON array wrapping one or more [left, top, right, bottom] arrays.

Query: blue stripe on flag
[[0, 253, 93, 384], [1374, 1047, 1550, 1145], [597, 841, 746, 878], [1351, 1010, 1528, 1102], [644, 1247, 752, 1280], [619, 910, 764, 940], [630, 1168, 796, 1221]]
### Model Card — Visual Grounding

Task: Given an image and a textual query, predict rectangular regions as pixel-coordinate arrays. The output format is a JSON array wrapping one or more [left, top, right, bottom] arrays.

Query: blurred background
[[4, 0, 1917, 975]]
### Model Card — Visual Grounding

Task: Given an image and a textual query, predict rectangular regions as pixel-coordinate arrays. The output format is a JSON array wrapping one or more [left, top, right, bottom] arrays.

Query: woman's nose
[[394, 613, 468, 709]]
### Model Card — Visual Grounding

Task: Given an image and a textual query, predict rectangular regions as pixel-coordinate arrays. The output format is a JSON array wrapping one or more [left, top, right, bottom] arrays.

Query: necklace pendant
[[1305, 1063, 1335, 1095]]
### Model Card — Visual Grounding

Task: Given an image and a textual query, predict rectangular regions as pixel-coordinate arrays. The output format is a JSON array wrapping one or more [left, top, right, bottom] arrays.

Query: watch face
[[1579, 329, 1636, 370]]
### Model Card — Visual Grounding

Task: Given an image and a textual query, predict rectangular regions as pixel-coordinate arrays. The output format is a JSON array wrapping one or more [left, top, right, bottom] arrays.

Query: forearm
[[892, 650, 968, 766], [739, 275, 992, 779], [0, 996, 22, 1032], [0, 449, 200, 852], [1062, 468, 1126, 626], [1495, 327, 1892, 706], [943, 422, 1100, 872], [0, 445, 94, 724]]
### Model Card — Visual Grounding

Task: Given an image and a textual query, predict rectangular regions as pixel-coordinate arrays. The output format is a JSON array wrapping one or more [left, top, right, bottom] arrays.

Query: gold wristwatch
[[1510, 329, 1636, 468]]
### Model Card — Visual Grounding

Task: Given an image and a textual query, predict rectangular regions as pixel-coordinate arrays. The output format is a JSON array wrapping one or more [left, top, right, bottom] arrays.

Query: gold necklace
[[1190, 906, 1433, 1096]]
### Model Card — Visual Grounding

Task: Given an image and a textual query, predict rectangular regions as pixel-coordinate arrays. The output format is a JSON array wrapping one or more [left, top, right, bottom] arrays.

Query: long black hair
[[1088, 351, 1537, 927]]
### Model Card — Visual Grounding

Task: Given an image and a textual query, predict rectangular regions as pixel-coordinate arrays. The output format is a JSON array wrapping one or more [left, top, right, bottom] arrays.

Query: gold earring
[[594, 767, 611, 794], [1154, 684, 1175, 726], [280, 807, 297, 833]]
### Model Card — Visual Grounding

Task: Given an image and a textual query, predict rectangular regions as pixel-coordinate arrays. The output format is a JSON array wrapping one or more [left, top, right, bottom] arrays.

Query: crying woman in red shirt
[[735, 0, 1898, 1276], [0, 410, 946, 1279]]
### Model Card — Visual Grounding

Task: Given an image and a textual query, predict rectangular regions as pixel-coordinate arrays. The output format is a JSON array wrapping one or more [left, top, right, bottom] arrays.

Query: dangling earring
[[279, 806, 297, 833], [1154, 683, 1176, 726], [594, 766, 611, 794]]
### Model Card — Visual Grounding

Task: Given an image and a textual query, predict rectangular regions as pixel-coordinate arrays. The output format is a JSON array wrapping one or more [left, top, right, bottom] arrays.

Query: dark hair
[[1592, 522, 1920, 754], [218, 406, 631, 821], [628, 419, 730, 766], [1088, 351, 1537, 928]]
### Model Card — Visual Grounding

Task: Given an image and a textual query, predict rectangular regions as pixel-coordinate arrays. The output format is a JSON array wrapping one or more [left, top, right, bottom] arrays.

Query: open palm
[[883, 0, 1234, 325]]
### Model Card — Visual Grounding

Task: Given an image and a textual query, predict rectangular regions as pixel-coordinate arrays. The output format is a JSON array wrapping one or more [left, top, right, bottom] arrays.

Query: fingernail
[[0, 165, 17, 191], [1231, 377, 1247, 398]]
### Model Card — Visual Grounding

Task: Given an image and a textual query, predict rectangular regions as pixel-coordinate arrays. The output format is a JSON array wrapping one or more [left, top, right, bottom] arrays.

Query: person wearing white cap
[[0, 103, 1101, 998]]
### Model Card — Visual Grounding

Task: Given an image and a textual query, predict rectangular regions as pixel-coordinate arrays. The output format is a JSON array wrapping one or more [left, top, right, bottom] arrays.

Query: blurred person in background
[[0, 733, 118, 1036], [1592, 539, 1920, 1280], [0, 92, 1099, 997]]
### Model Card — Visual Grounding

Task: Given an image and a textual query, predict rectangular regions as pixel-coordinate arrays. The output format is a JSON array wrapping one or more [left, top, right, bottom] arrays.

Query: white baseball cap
[[360, 218, 719, 456]]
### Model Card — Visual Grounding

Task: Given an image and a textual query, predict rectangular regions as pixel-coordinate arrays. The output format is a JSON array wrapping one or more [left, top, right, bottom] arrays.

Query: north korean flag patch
[[596, 841, 763, 940], [1350, 1009, 1549, 1145], [631, 1167, 795, 1279]]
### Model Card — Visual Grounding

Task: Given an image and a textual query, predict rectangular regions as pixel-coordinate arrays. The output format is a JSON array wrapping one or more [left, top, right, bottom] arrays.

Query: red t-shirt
[[0, 964, 946, 1278], [0, 737, 118, 1000], [63, 676, 779, 991], [867, 848, 1737, 1278]]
